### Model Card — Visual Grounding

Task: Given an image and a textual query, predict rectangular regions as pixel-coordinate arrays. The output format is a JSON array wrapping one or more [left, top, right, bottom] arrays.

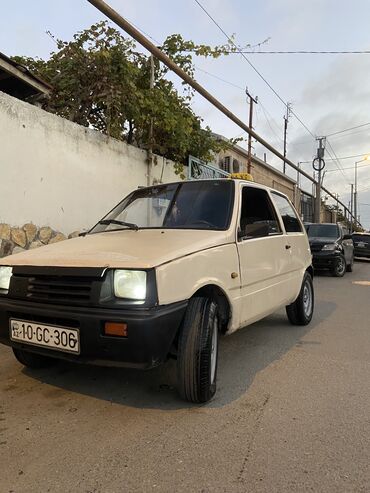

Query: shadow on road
[[21, 300, 336, 411]]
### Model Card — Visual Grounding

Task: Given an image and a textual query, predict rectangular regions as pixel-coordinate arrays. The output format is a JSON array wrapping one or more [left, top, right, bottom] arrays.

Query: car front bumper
[[311, 250, 342, 270], [354, 248, 370, 258], [0, 298, 187, 369]]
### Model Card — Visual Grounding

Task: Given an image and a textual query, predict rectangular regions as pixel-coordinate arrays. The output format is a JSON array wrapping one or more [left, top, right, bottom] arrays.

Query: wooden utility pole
[[283, 103, 291, 173], [350, 184, 354, 232], [246, 88, 258, 174], [86, 0, 359, 226], [147, 54, 155, 186]]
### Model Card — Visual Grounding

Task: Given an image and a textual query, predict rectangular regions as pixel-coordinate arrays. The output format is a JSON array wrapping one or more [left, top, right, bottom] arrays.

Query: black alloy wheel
[[332, 255, 346, 277]]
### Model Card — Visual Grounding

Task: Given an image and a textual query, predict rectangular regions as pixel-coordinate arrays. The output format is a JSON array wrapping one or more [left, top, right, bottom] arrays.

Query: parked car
[[305, 222, 354, 276], [352, 232, 370, 259], [0, 179, 314, 402]]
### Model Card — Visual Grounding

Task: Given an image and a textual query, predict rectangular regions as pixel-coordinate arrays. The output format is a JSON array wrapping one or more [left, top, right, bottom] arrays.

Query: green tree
[[13, 22, 241, 164]]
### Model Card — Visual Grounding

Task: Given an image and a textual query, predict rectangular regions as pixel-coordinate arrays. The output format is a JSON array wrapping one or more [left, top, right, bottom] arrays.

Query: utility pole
[[354, 164, 358, 229], [283, 103, 292, 174], [350, 184, 354, 232], [86, 0, 358, 226], [313, 137, 326, 223], [246, 87, 258, 174], [147, 54, 155, 186], [335, 193, 339, 223]]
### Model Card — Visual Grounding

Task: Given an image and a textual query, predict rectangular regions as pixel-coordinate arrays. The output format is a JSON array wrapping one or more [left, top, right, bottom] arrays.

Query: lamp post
[[354, 155, 370, 228]]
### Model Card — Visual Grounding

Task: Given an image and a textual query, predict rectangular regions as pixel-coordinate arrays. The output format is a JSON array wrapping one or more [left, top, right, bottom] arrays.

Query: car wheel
[[13, 348, 55, 369], [346, 256, 354, 272], [177, 297, 219, 403], [332, 255, 346, 277], [286, 272, 314, 326]]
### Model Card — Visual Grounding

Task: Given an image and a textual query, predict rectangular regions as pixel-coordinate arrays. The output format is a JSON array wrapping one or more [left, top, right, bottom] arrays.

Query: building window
[[220, 156, 231, 173], [233, 159, 240, 173]]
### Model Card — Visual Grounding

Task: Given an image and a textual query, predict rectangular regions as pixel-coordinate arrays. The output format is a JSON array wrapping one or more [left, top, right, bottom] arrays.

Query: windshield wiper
[[98, 219, 139, 230]]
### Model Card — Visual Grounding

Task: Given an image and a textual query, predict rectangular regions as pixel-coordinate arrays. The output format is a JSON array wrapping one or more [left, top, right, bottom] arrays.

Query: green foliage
[[13, 22, 235, 164]]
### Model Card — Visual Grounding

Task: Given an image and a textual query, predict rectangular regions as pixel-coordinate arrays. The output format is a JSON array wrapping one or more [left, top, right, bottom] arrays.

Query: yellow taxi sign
[[229, 172, 254, 181]]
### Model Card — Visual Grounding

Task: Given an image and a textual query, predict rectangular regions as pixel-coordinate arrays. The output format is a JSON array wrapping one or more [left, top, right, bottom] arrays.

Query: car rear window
[[352, 234, 370, 241]]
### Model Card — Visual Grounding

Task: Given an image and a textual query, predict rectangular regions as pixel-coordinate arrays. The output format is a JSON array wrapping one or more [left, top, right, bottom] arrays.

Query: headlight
[[322, 244, 336, 251], [0, 266, 12, 292], [114, 270, 147, 300]]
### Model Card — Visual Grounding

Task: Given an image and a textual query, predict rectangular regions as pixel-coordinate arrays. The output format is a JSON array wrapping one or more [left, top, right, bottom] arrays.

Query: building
[[211, 133, 298, 208], [0, 52, 52, 104]]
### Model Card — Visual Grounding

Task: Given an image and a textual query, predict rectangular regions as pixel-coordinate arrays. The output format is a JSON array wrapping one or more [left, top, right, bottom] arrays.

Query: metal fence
[[300, 192, 314, 223], [188, 155, 230, 180]]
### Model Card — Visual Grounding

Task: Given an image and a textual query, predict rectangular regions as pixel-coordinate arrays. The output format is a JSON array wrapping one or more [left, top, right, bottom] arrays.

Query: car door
[[270, 191, 309, 298], [341, 226, 354, 263], [236, 185, 295, 327]]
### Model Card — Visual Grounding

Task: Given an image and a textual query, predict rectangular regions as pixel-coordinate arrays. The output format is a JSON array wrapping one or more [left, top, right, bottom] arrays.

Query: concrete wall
[[0, 91, 180, 234]]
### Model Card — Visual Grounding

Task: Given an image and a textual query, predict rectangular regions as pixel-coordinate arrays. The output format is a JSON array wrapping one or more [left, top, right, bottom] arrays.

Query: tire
[[346, 256, 354, 272], [13, 348, 55, 369], [332, 254, 346, 277], [286, 272, 314, 326], [177, 297, 219, 403]]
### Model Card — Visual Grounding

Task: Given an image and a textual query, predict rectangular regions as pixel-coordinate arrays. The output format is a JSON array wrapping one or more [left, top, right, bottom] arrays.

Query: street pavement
[[1, 261, 370, 492]]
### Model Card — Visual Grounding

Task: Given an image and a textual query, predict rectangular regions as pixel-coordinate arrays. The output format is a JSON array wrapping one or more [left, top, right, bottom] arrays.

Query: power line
[[300, 152, 370, 163], [326, 122, 370, 138], [258, 101, 284, 144], [325, 162, 370, 173], [325, 139, 351, 185], [203, 50, 370, 55], [193, 0, 316, 139], [194, 67, 245, 90]]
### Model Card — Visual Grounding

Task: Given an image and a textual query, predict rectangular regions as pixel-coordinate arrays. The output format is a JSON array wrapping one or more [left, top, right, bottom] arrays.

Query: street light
[[354, 155, 370, 229]]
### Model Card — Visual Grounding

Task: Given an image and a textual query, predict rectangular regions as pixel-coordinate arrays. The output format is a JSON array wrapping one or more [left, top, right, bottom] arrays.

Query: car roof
[[138, 178, 290, 199]]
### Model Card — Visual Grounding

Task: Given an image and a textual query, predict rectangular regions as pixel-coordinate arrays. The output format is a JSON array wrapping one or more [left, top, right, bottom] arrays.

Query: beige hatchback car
[[0, 179, 314, 402]]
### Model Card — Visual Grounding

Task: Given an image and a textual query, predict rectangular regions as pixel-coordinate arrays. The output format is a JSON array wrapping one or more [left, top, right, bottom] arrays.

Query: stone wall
[[0, 223, 79, 258]]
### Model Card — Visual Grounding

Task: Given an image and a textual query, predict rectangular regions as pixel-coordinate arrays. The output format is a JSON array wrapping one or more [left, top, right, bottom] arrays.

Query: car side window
[[239, 187, 282, 240], [271, 192, 303, 233]]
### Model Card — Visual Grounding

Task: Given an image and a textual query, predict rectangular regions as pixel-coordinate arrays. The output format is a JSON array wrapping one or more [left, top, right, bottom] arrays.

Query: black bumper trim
[[0, 298, 188, 369], [311, 251, 342, 269]]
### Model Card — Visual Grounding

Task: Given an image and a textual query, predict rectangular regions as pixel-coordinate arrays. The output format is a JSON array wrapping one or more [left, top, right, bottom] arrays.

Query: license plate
[[357, 242, 366, 248], [10, 319, 80, 354]]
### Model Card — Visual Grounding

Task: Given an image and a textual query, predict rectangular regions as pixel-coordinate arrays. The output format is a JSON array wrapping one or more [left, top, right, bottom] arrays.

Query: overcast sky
[[2, 0, 370, 227]]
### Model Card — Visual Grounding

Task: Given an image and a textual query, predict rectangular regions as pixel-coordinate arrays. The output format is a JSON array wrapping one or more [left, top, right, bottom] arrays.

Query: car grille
[[310, 244, 323, 252], [26, 275, 93, 304]]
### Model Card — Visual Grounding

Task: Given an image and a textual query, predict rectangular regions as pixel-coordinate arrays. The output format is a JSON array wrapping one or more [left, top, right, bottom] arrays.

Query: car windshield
[[306, 224, 339, 238], [352, 234, 370, 241], [89, 180, 234, 233]]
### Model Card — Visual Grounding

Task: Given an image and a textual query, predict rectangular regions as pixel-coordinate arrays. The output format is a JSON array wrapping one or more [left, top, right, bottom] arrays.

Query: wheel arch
[[306, 264, 314, 279], [191, 283, 232, 333]]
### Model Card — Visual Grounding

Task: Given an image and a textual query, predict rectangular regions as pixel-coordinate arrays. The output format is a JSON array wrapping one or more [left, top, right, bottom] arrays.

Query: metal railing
[[188, 156, 230, 180]]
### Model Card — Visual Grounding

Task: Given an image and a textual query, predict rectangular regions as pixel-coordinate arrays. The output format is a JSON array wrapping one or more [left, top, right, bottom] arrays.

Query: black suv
[[352, 232, 370, 259], [305, 223, 354, 277]]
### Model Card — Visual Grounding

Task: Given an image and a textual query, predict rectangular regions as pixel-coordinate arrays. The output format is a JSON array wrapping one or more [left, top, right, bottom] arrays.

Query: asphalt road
[[1, 261, 370, 493]]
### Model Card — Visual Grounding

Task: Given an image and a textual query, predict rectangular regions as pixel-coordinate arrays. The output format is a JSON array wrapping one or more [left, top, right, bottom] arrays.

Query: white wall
[[0, 91, 181, 233]]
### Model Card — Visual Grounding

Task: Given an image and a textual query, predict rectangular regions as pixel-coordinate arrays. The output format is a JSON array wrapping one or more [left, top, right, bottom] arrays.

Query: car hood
[[0, 229, 230, 269], [308, 237, 338, 245]]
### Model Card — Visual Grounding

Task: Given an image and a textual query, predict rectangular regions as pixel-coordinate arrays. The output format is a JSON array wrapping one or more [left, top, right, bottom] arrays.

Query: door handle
[[285, 244, 291, 250]]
